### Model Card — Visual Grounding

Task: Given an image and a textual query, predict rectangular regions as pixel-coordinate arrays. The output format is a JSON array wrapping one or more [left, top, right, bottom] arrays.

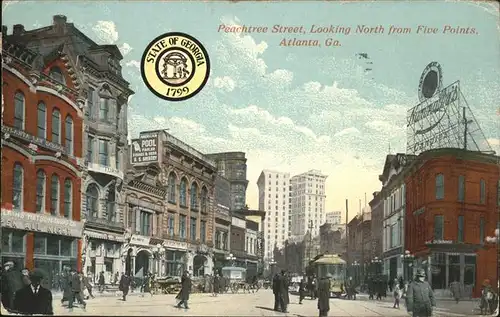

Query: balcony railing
[[164, 132, 216, 168]]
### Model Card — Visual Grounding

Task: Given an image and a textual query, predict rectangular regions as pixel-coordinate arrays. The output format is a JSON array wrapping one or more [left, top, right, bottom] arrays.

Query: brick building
[[405, 148, 500, 297], [368, 191, 383, 261], [1, 31, 84, 288]]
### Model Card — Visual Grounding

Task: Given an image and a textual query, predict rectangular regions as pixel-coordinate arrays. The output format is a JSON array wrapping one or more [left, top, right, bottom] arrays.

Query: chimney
[[53, 15, 67, 33], [13, 24, 25, 36], [2, 25, 7, 36]]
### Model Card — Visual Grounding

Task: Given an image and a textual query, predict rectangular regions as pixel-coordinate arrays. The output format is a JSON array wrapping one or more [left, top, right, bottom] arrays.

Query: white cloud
[[125, 60, 140, 69], [213, 76, 235, 92], [487, 138, 500, 146], [119, 43, 133, 56], [92, 21, 119, 44]]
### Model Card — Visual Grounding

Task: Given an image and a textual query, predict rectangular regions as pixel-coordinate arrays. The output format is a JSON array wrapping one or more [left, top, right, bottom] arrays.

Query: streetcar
[[311, 254, 347, 298]]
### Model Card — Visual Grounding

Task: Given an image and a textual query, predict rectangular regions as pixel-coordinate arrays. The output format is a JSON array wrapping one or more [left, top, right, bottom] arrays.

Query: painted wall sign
[[1, 209, 83, 238], [130, 137, 159, 164], [129, 234, 151, 246], [163, 239, 188, 250], [2, 125, 65, 153]]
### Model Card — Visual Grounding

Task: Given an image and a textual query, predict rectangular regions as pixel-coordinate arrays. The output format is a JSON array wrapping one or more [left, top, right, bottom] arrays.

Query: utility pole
[[308, 220, 313, 263], [345, 199, 349, 275], [360, 199, 364, 283], [462, 107, 472, 150]]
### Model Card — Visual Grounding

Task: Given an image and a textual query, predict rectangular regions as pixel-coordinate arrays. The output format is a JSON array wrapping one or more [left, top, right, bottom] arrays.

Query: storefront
[[187, 244, 214, 277], [163, 239, 188, 277], [1, 208, 83, 291]]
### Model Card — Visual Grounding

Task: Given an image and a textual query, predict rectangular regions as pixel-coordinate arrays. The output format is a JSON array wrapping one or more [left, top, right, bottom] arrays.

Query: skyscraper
[[257, 170, 291, 261], [290, 170, 327, 240]]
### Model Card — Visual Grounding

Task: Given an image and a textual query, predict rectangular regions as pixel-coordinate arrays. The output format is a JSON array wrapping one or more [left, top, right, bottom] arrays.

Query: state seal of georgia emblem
[[141, 32, 210, 102]]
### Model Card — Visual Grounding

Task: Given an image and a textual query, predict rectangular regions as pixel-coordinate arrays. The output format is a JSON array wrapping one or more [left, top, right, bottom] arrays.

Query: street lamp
[[226, 253, 236, 266], [400, 250, 414, 282], [485, 229, 499, 316], [153, 244, 165, 276], [371, 257, 382, 275]]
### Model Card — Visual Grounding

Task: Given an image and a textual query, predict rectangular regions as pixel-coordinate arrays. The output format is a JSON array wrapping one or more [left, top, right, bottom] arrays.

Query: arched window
[[180, 178, 187, 207], [201, 186, 208, 213], [168, 173, 176, 203], [63, 178, 72, 219], [86, 184, 99, 218], [49, 66, 65, 84], [14, 92, 25, 130], [52, 109, 61, 144], [37, 102, 46, 138], [435, 174, 444, 200], [190, 183, 198, 210], [50, 174, 60, 215], [12, 163, 24, 211], [36, 170, 46, 213], [65, 115, 73, 155]]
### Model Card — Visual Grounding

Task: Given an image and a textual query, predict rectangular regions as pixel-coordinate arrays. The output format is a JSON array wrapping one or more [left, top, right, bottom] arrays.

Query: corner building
[[405, 148, 500, 298], [1, 30, 84, 289]]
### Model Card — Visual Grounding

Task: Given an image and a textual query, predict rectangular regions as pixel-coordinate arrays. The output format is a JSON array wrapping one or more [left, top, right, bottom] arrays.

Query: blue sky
[[3, 0, 499, 220]]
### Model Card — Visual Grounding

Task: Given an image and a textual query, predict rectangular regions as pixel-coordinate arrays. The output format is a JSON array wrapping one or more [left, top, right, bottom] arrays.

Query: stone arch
[[135, 248, 153, 276], [167, 170, 179, 184], [193, 254, 207, 277]]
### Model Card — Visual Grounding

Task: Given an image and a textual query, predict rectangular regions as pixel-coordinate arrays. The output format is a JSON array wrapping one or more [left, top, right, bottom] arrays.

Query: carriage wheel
[[231, 283, 239, 293]]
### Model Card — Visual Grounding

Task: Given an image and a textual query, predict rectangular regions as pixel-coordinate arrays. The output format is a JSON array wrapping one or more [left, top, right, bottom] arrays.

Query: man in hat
[[406, 268, 435, 317], [272, 271, 282, 311], [1, 261, 23, 312], [68, 269, 86, 311], [13, 269, 53, 315], [317, 273, 331, 317], [278, 270, 290, 313]]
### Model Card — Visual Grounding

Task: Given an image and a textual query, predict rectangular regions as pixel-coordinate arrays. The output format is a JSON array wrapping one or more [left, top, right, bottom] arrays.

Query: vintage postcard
[[1, 0, 499, 316]]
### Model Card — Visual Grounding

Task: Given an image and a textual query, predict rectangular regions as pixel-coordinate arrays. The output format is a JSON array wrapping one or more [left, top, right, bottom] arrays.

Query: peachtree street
[[4, 290, 478, 316]]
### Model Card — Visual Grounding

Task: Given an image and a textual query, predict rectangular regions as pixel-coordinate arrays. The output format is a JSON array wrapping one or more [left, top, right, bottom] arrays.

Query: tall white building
[[290, 170, 328, 240], [326, 211, 342, 224], [257, 170, 291, 261]]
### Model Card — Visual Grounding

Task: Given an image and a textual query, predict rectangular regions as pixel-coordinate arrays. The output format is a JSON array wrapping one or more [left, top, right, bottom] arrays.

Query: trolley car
[[310, 254, 347, 298]]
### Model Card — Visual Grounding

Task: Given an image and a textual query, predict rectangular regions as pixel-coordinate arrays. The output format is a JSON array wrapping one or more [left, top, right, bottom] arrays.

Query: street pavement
[[40, 289, 481, 316]]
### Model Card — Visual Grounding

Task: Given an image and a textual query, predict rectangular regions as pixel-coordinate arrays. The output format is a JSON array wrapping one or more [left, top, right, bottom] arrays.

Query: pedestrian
[[142, 273, 152, 297], [60, 266, 72, 305], [68, 270, 86, 311], [449, 279, 461, 304], [480, 279, 495, 315], [13, 268, 53, 315], [175, 271, 191, 309], [279, 270, 289, 313], [375, 278, 383, 301], [299, 277, 306, 304], [272, 272, 282, 311], [119, 273, 131, 301], [393, 278, 401, 309], [405, 268, 435, 317], [212, 273, 220, 297], [317, 273, 331, 317], [313, 275, 318, 299], [98, 271, 105, 292], [82, 273, 95, 299], [1, 261, 24, 312], [368, 277, 375, 300]]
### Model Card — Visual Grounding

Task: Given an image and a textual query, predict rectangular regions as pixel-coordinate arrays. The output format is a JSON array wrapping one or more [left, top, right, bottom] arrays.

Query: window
[[65, 116, 73, 155], [107, 187, 116, 222], [98, 139, 109, 166], [168, 173, 176, 203], [13, 92, 25, 130], [457, 215, 464, 243], [479, 217, 485, 243], [215, 231, 220, 249], [37, 102, 46, 138], [180, 215, 187, 239], [86, 184, 99, 218], [116, 150, 121, 170], [87, 136, 94, 163], [49, 67, 65, 84], [180, 178, 187, 207], [201, 187, 208, 212], [63, 179, 72, 219], [167, 213, 175, 237], [190, 183, 198, 210], [435, 174, 444, 200], [190, 217, 197, 241], [140, 211, 152, 236], [99, 98, 109, 122], [50, 175, 59, 215], [200, 221, 206, 243], [480, 179, 486, 204], [36, 170, 46, 213], [51, 109, 61, 144], [458, 175, 465, 202], [2, 230, 26, 254], [12, 163, 24, 211], [128, 207, 136, 232], [87, 88, 95, 118], [434, 215, 444, 240]]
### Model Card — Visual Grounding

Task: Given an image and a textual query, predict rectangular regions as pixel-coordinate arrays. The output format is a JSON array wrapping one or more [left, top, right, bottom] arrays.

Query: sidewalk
[[52, 290, 143, 299]]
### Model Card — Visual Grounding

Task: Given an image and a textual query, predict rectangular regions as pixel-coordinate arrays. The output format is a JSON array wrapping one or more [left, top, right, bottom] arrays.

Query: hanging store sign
[[1, 209, 83, 238], [130, 137, 159, 164], [129, 234, 151, 246], [163, 239, 188, 250]]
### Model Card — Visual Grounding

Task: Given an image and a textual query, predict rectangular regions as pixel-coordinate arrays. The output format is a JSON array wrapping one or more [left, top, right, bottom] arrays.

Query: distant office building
[[257, 170, 290, 261], [326, 211, 342, 224], [290, 170, 327, 239]]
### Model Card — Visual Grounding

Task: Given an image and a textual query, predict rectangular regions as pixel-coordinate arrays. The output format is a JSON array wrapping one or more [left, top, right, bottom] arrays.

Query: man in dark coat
[[406, 268, 435, 317], [272, 272, 282, 311], [212, 273, 220, 296], [68, 270, 86, 310], [317, 273, 331, 317], [98, 271, 105, 292], [279, 270, 290, 313], [60, 266, 72, 304], [1, 261, 24, 312], [119, 273, 131, 301], [13, 269, 53, 315], [176, 271, 191, 309], [299, 277, 306, 304]]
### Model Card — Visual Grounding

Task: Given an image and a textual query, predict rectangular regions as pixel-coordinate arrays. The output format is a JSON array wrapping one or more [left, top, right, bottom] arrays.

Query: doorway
[[135, 250, 150, 277]]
